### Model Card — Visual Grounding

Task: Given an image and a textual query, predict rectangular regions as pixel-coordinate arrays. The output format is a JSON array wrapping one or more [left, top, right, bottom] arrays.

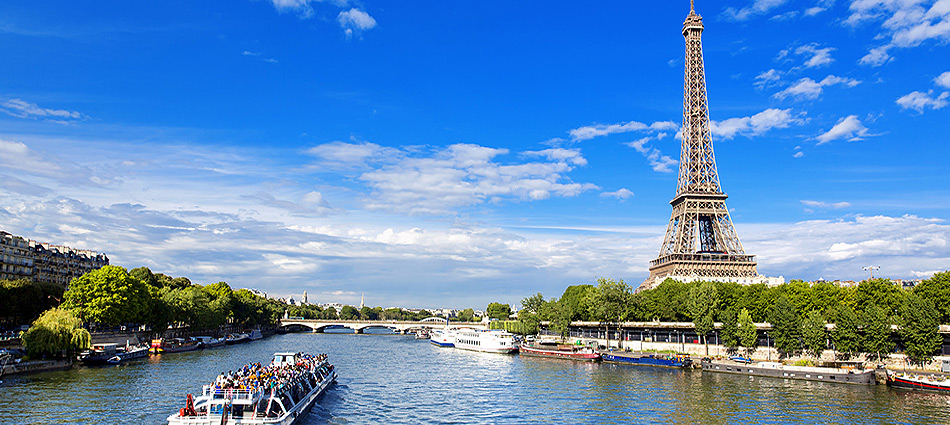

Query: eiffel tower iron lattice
[[645, 2, 757, 289]]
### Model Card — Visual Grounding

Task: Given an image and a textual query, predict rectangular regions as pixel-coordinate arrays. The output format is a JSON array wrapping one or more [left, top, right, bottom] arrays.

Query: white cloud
[[848, 0, 950, 66], [801, 200, 851, 209], [625, 137, 677, 173], [601, 188, 634, 200], [338, 8, 376, 38], [754, 69, 783, 88], [1, 98, 84, 121], [774, 75, 860, 100], [723, 0, 790, 21], [306, 140, 398, 168], [569, 121, 647, 141], [804, 6, 827, 16], [859, 46, 893, 66], [935, 71, 950, 88], [815, 115, 870, 144], [795, 43, 836, 68], [710, 108, 804, 139], [793, 151, 805, 158], [896, 90, 950, 112], [357, 143, 596, 215]]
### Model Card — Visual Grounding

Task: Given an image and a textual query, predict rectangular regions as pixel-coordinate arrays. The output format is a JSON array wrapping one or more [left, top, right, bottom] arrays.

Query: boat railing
[[201, 385, 265, 401]]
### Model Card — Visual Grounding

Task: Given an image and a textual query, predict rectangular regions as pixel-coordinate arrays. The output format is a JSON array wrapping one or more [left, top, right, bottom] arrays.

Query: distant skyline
[[1, 1, 948, 309]]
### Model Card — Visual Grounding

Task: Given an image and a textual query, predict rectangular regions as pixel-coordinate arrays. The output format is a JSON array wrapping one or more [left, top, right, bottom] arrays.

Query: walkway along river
[[1, 332, 949, 424]]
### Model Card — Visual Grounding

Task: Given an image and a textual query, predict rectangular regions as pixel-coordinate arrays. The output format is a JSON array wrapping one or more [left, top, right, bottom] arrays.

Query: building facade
[[0, 230, 109, 285]]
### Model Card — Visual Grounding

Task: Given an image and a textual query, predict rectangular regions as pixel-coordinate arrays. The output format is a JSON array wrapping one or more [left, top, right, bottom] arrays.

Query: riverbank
[[1, 359, 72, 377], [577, 336, 950, 371]]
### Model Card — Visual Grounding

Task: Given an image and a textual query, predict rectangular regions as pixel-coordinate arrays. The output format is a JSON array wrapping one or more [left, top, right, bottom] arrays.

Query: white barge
[[167, 352, 336, 425]]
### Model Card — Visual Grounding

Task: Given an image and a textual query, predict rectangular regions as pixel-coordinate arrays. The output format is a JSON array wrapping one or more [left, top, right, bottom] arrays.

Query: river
[[2, 331, 948, 424]]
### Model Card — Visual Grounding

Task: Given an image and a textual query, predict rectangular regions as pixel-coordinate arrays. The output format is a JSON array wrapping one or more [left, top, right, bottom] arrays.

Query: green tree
[[737, 308, 758, 357], [129, 267, 159, 287], [559, 285, 597, 321], [518, 293, 545, 336], [359, 306, 377, 320], [830, 305, 861, 358], [861, 304, 894, 361], [457, 308, 475, 322], [0, 279, 64, 326], [339, 305, 359, 320], [801, 310, 827, 359], [587, 278, 633, 349], [544, 298, 573, 341], [854, 278, 904, 316], [20, 307, 91, 358], [898, 293, 942, 365], [486, 302, 512, 320], [687, 282, 719, 355], [62, 265, 151, 326], [163, 286, 221, 330], [719, 308, 739, 352], [521, 293, 545, 315], [914, 271, 950, 324], [769, 295, 801, 356], [321, 307, 338, 320]]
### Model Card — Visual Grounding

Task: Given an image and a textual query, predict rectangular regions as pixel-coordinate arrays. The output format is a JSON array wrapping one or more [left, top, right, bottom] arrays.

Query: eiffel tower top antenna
[[690, 0, 695, 12]]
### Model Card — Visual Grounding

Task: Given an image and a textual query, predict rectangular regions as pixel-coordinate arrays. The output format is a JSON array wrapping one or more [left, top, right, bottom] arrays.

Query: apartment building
[[0, 230, 109, 285]]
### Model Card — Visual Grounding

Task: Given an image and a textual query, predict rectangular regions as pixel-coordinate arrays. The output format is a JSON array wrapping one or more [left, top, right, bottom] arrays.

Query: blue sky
[[1, 1, 949, 309]]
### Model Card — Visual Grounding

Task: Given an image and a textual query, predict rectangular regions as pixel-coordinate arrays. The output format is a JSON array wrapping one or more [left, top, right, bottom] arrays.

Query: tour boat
[[519, 342, 601, 361], [886, 370, 950, 393], [601, 351, 692, 368], [415, 329, 430, 339], [453, 329, 518, 354], [78, 343, 149, 365], [151, 338, 200, 354], [167, 352, 336, 425], [429, 329, 455, 347]]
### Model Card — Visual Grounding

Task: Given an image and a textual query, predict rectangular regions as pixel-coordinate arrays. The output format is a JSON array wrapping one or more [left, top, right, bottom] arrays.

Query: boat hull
[[601, 352, 691, 368], [887, 374, 950, 393], [430, 339, 454, 347]]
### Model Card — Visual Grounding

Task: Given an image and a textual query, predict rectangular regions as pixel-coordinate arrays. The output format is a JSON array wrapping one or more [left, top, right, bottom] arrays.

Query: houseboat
[[701, 359, 875, 385], [601, 351, 692, 368], [167, 352, 336, 425], [453, 329, 518, 354], [195, 336, 226, 349], [519, 342, 601, 361], [151, 338, 200, 354], [886, 370, 950, 393], [78, 343, 149, 366]]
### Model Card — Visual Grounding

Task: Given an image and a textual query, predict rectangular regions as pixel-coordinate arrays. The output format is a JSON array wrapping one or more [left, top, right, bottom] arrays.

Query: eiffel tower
[[644, 1, 757, 290]]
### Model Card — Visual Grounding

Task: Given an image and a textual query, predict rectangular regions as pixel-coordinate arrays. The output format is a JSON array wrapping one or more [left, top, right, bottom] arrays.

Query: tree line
[[510, 272, 949, 365]]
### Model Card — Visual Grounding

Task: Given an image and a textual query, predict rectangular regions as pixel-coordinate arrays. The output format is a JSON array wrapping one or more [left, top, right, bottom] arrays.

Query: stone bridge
[[278, 318, 487, 334]]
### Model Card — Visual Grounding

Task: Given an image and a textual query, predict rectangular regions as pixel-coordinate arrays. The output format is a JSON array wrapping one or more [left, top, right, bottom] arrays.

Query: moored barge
[[886, 370, 950, 393], [601, 351, 692, 368], [701, 359, 875, 385], [519, 342, 601, 361], [167, 352, 336, 425]]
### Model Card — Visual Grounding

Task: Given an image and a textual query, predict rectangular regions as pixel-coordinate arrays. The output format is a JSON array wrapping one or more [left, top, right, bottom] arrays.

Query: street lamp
[[765, 331, 771, 361]]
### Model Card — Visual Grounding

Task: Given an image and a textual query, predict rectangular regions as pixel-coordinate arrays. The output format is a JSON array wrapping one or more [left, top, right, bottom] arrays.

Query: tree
[[737, 308, 758, 357], [898, 293, 942, 365], [559, 285, 597, 321], [486, 302, 512, 320], [854, 278, 904, 316], [719, 308, 739, 352], [521, 293, 545, 315], [861, 304, 894, 361], [518, 293, 545, 336], [914, 271, 950, 325], [359, 306, 377, 320], [587, 278, 633, 349], [457, 308, 475, 322], [62, 265, 151, 326], [20, 308, 90, 358], [830, 305, 861, 358], [339, 305, 359, 320], [687, 282, 719, 355], [0, 279, 64, 326], [129, 267, 159, 287], [801, 310, 827, 359], [544, 298, 573, 341], [769, 295, 801, 356]]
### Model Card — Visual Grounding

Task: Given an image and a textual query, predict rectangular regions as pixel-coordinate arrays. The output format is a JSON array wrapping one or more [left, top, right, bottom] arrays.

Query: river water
[[2, 332, 948, 424]]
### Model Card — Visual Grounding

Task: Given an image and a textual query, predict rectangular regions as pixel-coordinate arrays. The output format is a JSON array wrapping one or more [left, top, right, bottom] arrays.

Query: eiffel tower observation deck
[[643, 2, 771, 291]]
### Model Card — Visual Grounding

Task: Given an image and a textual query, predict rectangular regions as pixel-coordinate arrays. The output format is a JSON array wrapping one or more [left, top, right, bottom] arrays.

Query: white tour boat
[[429, 329, 456, 347], [167, 352, 336, 425], [453, 329, 518, 354]]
